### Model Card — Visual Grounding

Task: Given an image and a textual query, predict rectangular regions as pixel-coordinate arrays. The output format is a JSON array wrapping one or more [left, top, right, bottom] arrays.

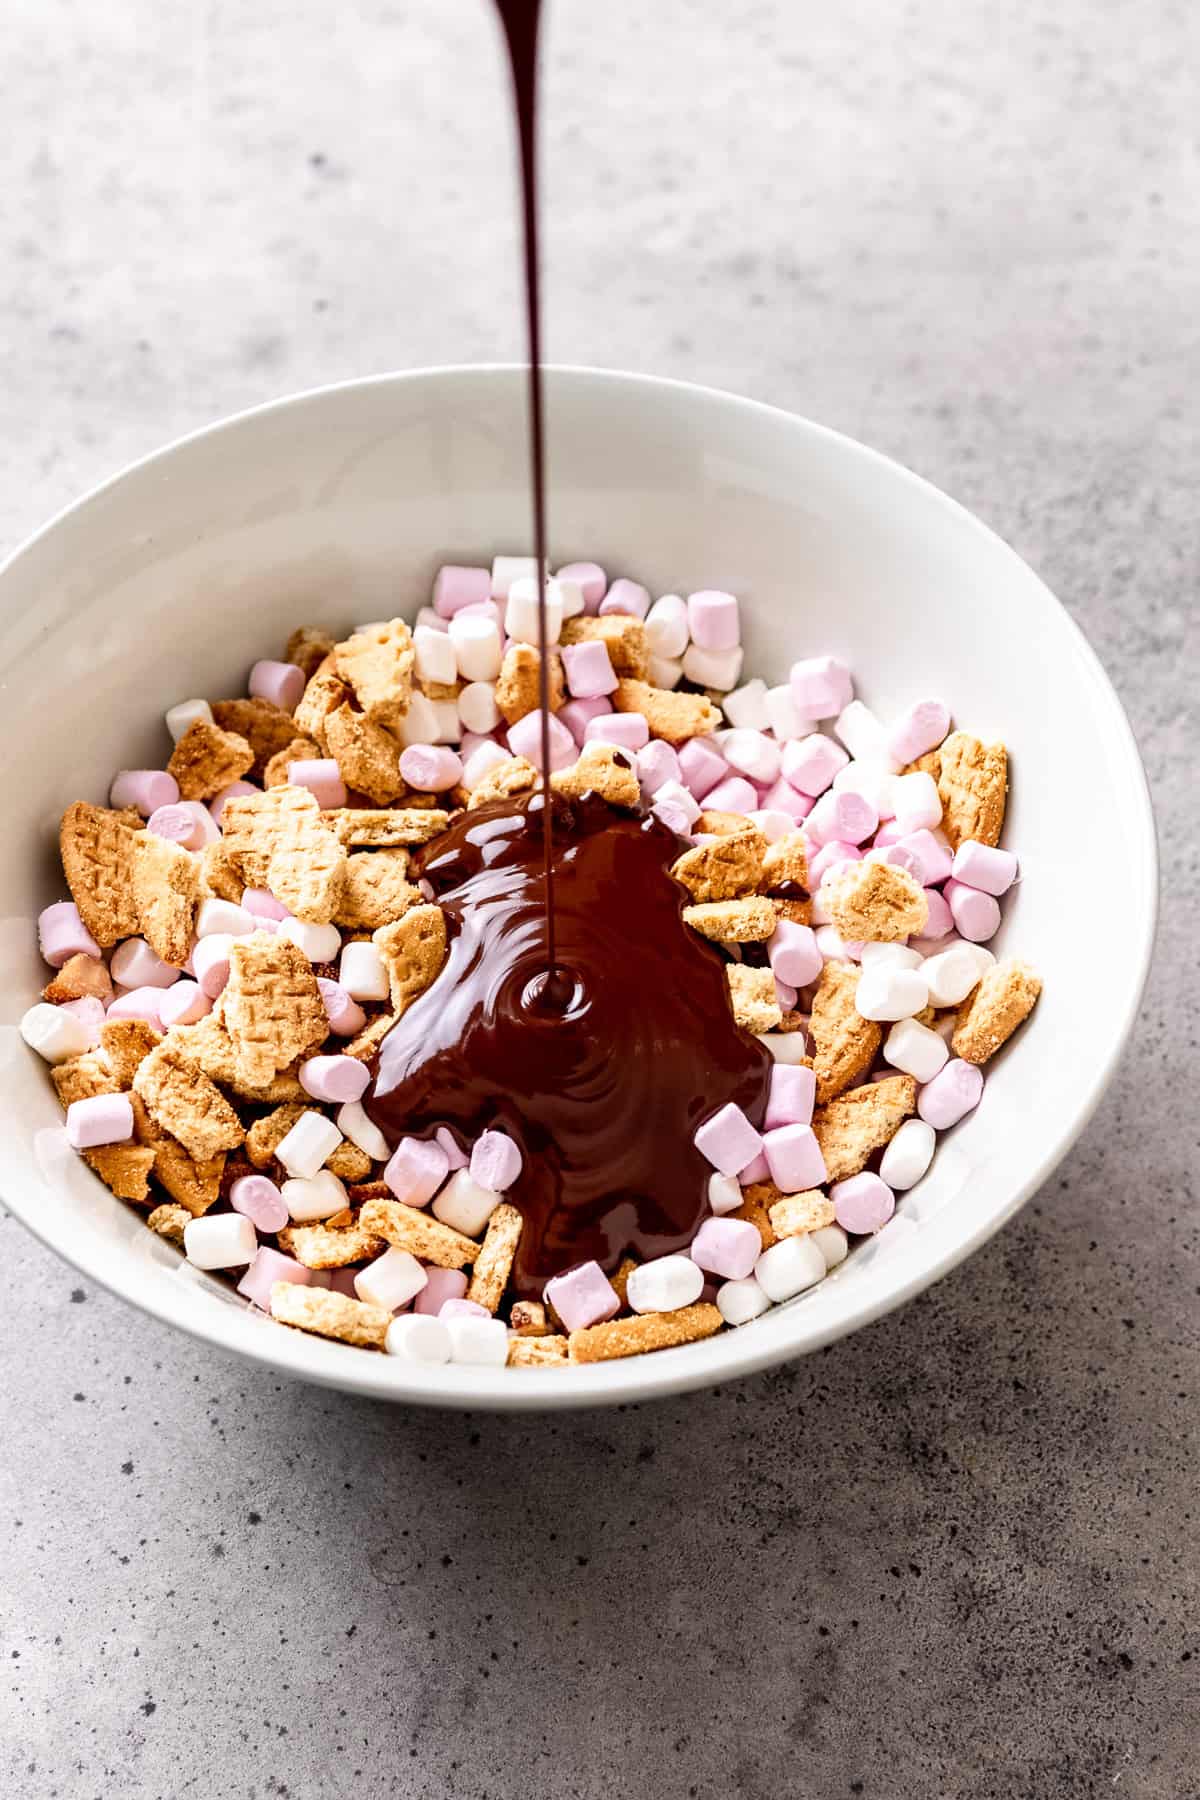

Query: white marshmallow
[[648, 655, 683, 689], [195, 898, 256, 938], [644, 594, 689, 658], [448, 613, 503, 683], [722, 728, 781, 785], [757, 1030, 810, 1064], [490, 554, 537, 600], [832, 758, 897, 817], [891, 770, 942, 833], [811, 1224, 849, 1270], [395, 691, 442, 747], [859, 941, 923, 971], [276, 1110, 343, 1180], [708, 1173, 743, 1215], [855, 965, 929, 1022], [414, 624, 458, 688], [458, 681, 502, 735], [625, 1255, 705, 1315], [682, 642, 744, 692], [748, 809, 796, 844], [921, 943, 995, 1006], [883, 1017, 950, 1082], [764, 684, 812, 743], [386, 1313, 452, 1363], [430, 698, 461, 745], [554, 576, 586, 619], [754, 1235, 826, 1302], [432, 1170, 501, 1237], [833, 700, 900, 769], [722, 680, 770, 733], [281, 1170, 349, 1222], [336, 1099, 390, 1163], [716, 1276, 773, 1326], [339, 941, 390, 1003], [355, 1246, 428, 1311], [277, 918, 342, 963], [445, 1313, 509, 1367], [815, 925, 853, 960], [184, 1212, 257, 1270], [165, 698, 213, 743], [650, 779, 700, 827], [20, 1002, 91, 1065], [461, 738, 511, 790], [505, 576, 563, 647], [878, 1118, 937, 1190]]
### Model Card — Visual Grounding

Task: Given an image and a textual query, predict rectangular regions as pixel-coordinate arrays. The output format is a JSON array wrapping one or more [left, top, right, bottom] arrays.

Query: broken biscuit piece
[[726, 964, 783, 1033], [222, 931, 328, 1090], [612, 678, 722, 743], [293, 656, 351, 747], [559, 614, 649, 679], [495, 644, 565, 723], [99, 1018, 162, 1089], [466, 1203, 523, 1314], [322, 807, 450, 848], [357, 1197, 477, 1270], [132, 831, 199, 966], [270, 1282, 390, 1349], [211, 698, 300, 780], [373, 905, 447, 1015], [822, 860, 928, 944], [332, 618, 416, 729], [808, 960, 882, 1104], [333, 850, 422, 931], [323, 703, 405, 805], [167, 718, 255, 801], [951, 958, 1042, 1064], [683, 895, 778, 944], [285, 626, 335, 680], [550, 742, 639, 808], [812, 1075, 916, 1183], [59, 802, 141, 948], [767, 1190, 836, 1238], [43, 953, 113, 1005], [671, 825, 766, 902], [276, 1218, 386, 1268], [568, 1302, 722, 1364], [936, 731, 1008, 849], [220, 786, 346, 924], [264, 737, 322, 788], [468, 755, 538, 810], [133, 1040, 245, 1163], [507, 1335, 569, 1367], [83, 1142, 157, 1204]]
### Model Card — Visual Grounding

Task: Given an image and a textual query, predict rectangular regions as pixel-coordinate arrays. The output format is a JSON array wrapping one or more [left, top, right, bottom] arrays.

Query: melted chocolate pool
[[365, 794, 772, 1298]]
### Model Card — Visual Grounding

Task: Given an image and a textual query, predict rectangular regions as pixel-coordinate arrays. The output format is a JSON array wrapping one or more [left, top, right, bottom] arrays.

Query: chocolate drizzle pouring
[[365, 794, 773, 1298]]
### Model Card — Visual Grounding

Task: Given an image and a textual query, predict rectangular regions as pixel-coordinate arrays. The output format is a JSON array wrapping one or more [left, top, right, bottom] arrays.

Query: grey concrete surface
[[2, 1, 1197, 1794]]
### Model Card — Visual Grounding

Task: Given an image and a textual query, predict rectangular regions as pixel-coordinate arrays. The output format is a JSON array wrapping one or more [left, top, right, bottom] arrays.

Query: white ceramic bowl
[[0, 366, 1156, 1409]]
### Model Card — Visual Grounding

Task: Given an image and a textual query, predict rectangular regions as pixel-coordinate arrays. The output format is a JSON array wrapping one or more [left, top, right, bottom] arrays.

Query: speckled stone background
[[2, 1, 1196, 1794]]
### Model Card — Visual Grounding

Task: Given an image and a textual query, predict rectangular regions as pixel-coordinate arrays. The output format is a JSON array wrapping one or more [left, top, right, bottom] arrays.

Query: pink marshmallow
[[38, 901, 101, 968], [229, 1173, 290, 1233], [145, 803, 197, 849], [774, 977, 798, 1011], [584, 711, 649, 753], [789, 655, 853, 720], [781, 733, 849, 797], [543, 1260, 620, 1332], [237, 1246, 311, 1310], [508, 709, 577, 771], [636, 740, 682, 797], [327, 1268, 361, 1297], [807, 788, 878, 847], [300, 1054, 370, 1104], [384, 1136, 450, 1208], [702, 776, 757, 814], [440, 1297, 491, 1320], [686, 590, 740, 650], [677, 736, 729, 799], [767, 920, 823, 988], [192, 935, 233, 999], [690, 1216, 761, 1281], [694, 1102, 763, 1177], [110, 938, 180, 990], [178, 800, 221, 847], [210, 780, 259, 826], [469, 1130, 522, 1192], [433, 565, 492, 618], [288, 759, 347, 809], [458, 598, 503, 626], [158, 980, 211, 1028], [242, 887, 291, 922], [807, 840, 863, 886], [757, 777, 813, 821], [951, 840, 1018, 896], [249, 659, 307, 712], [872, 820, 906, 848], [895, 829, 953, 886], [434, 1126, 469, 1171], [918, 1058, 984, 1129], [58, 996, 105, 1047], [887, 700, 950, 766], [555, 561, 607, 610], [558, 697, 613, 745], [317, 977, 367, 1037], [944, 878, 1002, 943], [737, 1149, 771, 1184], [765, 1062, 816, 1129], [105, 986, 165, 1027], [871, 844, 922, 881], [599, 578, 651, 620], [832, 1172, 896, 1234], [560, 639, 618, 699], [763, 1123, 828, 1193], [920, 887, 955, 940], [414, 1267, 469, 1315], [399, 744, 463, 793], [66, 1092, 134, 1150], [109, 769, 179, 816]]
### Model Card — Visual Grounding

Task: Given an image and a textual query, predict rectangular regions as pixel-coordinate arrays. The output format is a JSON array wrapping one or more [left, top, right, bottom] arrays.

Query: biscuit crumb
[[761, 832, 809, 895], [373, 905, 447, 1015], [559, 614, 649, 679], [59, 802, 141, 947], [333, 850, 421, 930], [466, 1203, 522, 1313], [357, 1197, 477, 1270], [222, 931, 328, 1090], [612, 678, 722, 742], [132, 831, 199, 966], [99, 1018, 162, 1089], [220, 786, 347, 924], [809, 960, 882, 1104], [507, 1335, 569, 1367], [332, 619, 416, 729], [550, 742, 639, 807], [211, 698, 301, 780], [952, 958, 1042, 1063], [147, 1202, 191, 1245], [83, 1142, 157, 1203], [133, 1040, 245, 1162], [270, 1281, 390, 1349], [812, 1075, 916, 1182], [43, 953, 113, 1005], [322, 807, 451, 848], [167, 718, 255, 801], [495, 644, 565, 723], [568, 1302, 722, 1363], [822, 860, 928, 943], [683, 895, 779, 943], [767, 1190, 836, 1238], [468, 755, 539, 810], [323, 703, 405, 804], [936, 731, 1008, 849], [671, 826, 767, 902]]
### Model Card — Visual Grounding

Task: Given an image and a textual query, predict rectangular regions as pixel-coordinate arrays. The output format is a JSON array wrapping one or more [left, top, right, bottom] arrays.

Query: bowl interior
[[0, 367, 1156, 1408]]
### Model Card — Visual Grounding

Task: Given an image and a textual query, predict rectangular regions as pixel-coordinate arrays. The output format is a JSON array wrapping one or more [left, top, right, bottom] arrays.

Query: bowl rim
[[0, 362, 1159, 1410]]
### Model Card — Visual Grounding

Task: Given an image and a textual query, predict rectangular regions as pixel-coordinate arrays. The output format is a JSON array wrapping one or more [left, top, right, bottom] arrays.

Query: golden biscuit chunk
[[357, 1197, 477, 1270], [822, 860, 928, 944], [270, 1282, 390, 1349], [509, 1300, 551, 1336], [671, 826, 767, 902], [333, 850, 422, 931], [696, 810, 755, 837], [507, 1335, 569, 1367], [323, 703, 405, 805], [222, 931, 328, 1090], [263, 736, 322, 788], [132, 831, 200, 966], [936, 732, 1008, 849], [131, 1095, 225, 1217], [59, 802, 141, 948], [609, 1256, 639, 1309], [220, 786, 347, 924], [495, 644, 565, 724], [952, 958, 1042, 1064], [683, 896, 779, 944], [729, 1185, 778, 1250], [809, 960, 883, 1104], [767, 1190, 836, 1238], [197, 839, 244, 902], [211, 698, 301, 780], [285, 626, 335, 680], [146, 1202, 191, 1245], [550, 742, 640, 808], [568, 1302, 722, 1364], [761, 831, 809, 895], [83, 1142, 157, 1204], [559, 615, 649, 679], [342, 1014, 398, 1063], [612, 678, 722, 743], [468, 755, 538, 810], [332, 618, 416, 729], [812, 1075, 916, 1183], [466, 1203, 523, 1313], [99, 1018, 162, 1089], [43, 953, 113, 1005], [374, 905, 448, 1015], [321, 807, 451, 848], [276, 1218, 386, 1268], [133, 1040, 245, 1163], [726, 964, 783, 1033], [293, 654, 352, 747], [51, 1051, 119, 1108], [903, 748, 942, 781], [167, 718, 255, 802]]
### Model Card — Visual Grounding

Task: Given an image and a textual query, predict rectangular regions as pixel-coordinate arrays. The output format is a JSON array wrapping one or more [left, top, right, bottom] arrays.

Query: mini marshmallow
[[65, 1092, 134, 1150], [883, 1017, 949, 1083], [508, 709, 576, 772], [648, 779, 700, 830], [56, 996, 105, 1047], [788, 655, 853, 720], [109, 769, 179, 816], [599, 577, 651, 619], [270, 919, 340, 968], [918, 1058, 985, 1129], [556, 562, 607, 609], [626, 1254, 705, 1313], [812, 1224, 849, 1270], [395, 692, 443, 748], [807, 788, 878, 847], [445, 1313, 509, 1366], [336, 1099, 390, 1162], [878, 1118, 937, 1190], [749, 809, 796, 844], [584, 711, 649, 754], [859, 941, 924, 970], [146, 802, 204, 850], [831, 1172, 895, 1235], [833, 758, 897, 818], [815, 925, 860, 960], [413, 1267, 469, 1316], [722, 679, 771, 732], [921, 942, 995, 1006], [758, 1029, 811, 1065], [449, 613, 504, 682], [281, 1170, 349, 1222], [681, 642, 744, 691], [209, 781, 259, 827], [551, 575, 586, 618], [165, 698, 213, 743], [177, 800, 221, 847], [644, 593, 689, 657], [229, 1173, 290, 1233], [192, 933, 234, 999], [237, 1246, 311, 1310], [944, 878, 1002, 943], [636, 740, 682, 797], [399, 744, 463, 793], [110, 938, 180, 989], [690, 1217, 761, 1281], [490, 554, 538, 600], [38, 901, 101, 968], [648, 654, 684, 689], [894, 828, 953, 886], [339, 941, 390, 1003], [544, 1260, 620, 1332], [384, 1135, 450, 1207], [249, 659, 307, 712], [920, 887, 956, 942], [754, 1234, 826, 1302], [469, 1130, 522, 1192], [765, 1062, 816, 1129], [105, 986, 165, 1026], [677, 736, 729, 799], [854, 964, 929, 1022], [505, 575, 564, 646], [951, 840, 1018, 895], [195, 898, 256, 939], [184, 1212, 257, 1270], [276, 1111, 343, 1180], [763, 1123, 828, 1193], [558, 696, 612, 745], [686, 590, 739, 650], [758, 778, 812, 822], [716, 1276, 773, 1326], [767, 920, 823, 989], [300, 1054, 370, 1104], [694, 1102, 763, 1177], [834, 700, 898, 768], [765, 684, 812, 743], [440, 1297, 490, 1320], [243, 887, 290, 922], [434, 1127, 469, 1171], [890, 770, 942, 835], [703, 775, 758, 814], [414, 624, 459, 688], [708, 1172, 744, 1215], [355, 1247, 428, 1312], [807, 839, 863, 886], [433, 1170, 501, 1237], [560, 639, 618, 699], [415, 606, 447, 633], [722, 728, 781, 785], [887, 699, 950, 766], [386, 1313, 452, 1363], [317, 977, 367, 1037], [737, 1149, 771, 1185], [458, 682, 503, 737], [434, 564, 492, 617], [781, 733, 848, 797], [288, 759, 347, 809], [462, 737, 510, 789]]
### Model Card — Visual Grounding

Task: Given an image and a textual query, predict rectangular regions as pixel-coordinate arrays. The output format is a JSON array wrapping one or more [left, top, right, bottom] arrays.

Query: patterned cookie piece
[[936, 732, 1008, 849], [373, 905, 447, 1015], [568, 1302, 722, 1364], [323, 704, 406, 805], [466, 1203, 523, 1313], [671, 825, 766, 902], [822, 860, 928, 944], [812, 1075, 916, 1183], [550, 742, 639, 808], [133, 1040, 245, 1163], [495, 644, 565, 724], [559, 615, 649, 679], [468, 755, 539, 810], [211, 698, 301, 780], [683, 896, 779, 943], [270, 1282, 391, 1349], [321, 808, 451, 848], [59, 802, 141, 947], [132, 831, 200, 966], [358, 1197, 478, 1270], [809, 961, 883, 1104], [167, 718, 255, 801], [726, 964, 783, 1033], [612, 678, 722, 743], [220, 786, 347, 924], [285, 626, 335, 680], [222, 931, 329, 1090], [332, 619, 416, 729], [83, 1142, 157, 1204], [952, 958, 1042, 1064], [333, 850, 422, 930], [760, 832, 809, 897], [264, 737, 323, 788], [293, 654, 352, 747]]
